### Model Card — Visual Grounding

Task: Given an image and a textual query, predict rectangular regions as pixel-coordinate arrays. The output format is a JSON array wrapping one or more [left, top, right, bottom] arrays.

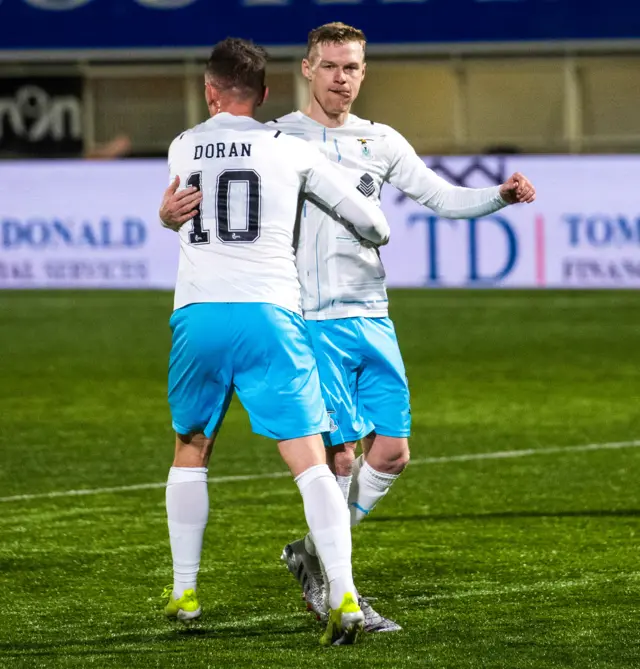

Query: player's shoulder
[[170, 116, 282, 152], [172, 120, 210, 142], [272, 130, 321, 164], [235, 117, 293, 144], [267, 111, 300, 126], [168, 122, 206, 157], [346, 115, 410, 162], [169, 126, 194, 148], [348, 114, 405, 143], [266, 111, 311, 137], [266, 115, 316, 149]]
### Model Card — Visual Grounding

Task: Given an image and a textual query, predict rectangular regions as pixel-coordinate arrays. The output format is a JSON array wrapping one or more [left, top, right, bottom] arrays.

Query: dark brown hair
[[205, 38, 268, 101], [306, 22, 366, 61]]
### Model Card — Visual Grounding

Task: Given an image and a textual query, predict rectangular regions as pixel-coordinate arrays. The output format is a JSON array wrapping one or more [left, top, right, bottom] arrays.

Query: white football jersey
[[168, 113, 363, 314], [270, 111, 507, 320]]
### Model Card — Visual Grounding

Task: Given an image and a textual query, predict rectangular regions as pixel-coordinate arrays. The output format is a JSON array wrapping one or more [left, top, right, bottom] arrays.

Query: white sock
[[295, 464, 355, 610], [336, 474, 352, 502], [166, 466, 209, 599], [347, 454, 364, 523], [304, 532, 317, 557], [304, 474, 352, 556], [349, 459, 399, 526]]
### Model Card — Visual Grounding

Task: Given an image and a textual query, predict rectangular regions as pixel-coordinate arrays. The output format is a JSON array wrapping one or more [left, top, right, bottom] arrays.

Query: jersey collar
[[293, 110, 360, 130]]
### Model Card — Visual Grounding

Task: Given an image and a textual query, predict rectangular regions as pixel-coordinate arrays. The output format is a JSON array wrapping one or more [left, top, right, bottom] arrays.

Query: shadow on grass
[[0, 624, 309, 658], [370, 509, 640, 523]]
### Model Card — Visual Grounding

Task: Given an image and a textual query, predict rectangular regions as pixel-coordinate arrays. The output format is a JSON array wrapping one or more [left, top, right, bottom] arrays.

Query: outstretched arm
[[386, 131, 535, 219]]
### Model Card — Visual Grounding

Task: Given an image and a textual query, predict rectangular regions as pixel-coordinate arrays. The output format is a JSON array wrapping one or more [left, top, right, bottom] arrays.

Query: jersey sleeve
[[290, 139, 345, 210], [385, 128, 507, 219], [168, 134, 186, 184], [162, 134, 192, 231], [294, 141, 390, 245]]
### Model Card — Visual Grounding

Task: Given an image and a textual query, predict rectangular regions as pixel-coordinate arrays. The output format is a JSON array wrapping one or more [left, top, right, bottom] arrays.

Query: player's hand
[[499, 172, 536, 205], [341, 221, 387, 248], [159, 175, 202, 231]]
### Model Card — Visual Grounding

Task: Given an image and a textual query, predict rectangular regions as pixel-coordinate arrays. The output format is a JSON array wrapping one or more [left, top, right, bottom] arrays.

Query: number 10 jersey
[[168, 112, 346, 315]]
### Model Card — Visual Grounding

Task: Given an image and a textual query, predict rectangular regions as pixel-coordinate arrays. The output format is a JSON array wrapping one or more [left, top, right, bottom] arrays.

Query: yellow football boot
[[320, 592, 364, 646], [162, 585, 202, 622]]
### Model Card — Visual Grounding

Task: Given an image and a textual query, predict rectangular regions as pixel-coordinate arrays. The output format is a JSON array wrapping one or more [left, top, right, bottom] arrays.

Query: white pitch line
[[397, 572, 640, 603], [410, 439, 640, 465], [1, 439, 639, 504], [0, 472, 292, 503]]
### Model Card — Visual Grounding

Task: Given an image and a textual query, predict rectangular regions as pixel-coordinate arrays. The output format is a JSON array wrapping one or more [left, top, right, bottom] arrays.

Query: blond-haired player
[[274, 23, 536, 631]]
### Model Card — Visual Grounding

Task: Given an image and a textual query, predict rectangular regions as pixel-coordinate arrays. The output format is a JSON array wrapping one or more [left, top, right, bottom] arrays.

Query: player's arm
[[159, 136, 202, 232], [385, 131, 535, 219], [303, 155, 390, 245]]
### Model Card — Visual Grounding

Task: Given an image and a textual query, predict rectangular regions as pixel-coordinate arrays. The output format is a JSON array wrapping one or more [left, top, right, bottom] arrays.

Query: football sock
[[304, 474, 352, 555], [295, 464, 355, 610], [336, 474, 353, 502], [304, 532, 318, 557], [166, 466, 209, 599], [347, 453, 364, 513], [348, 457, 399, 526]]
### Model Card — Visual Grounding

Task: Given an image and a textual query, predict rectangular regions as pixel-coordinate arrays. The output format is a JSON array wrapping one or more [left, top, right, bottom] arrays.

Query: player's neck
[[208, 103, 255, 119], [303, 99, 349, 129]]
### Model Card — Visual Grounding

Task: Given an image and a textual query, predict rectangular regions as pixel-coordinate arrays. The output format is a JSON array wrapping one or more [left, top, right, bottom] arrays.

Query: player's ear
[[206, 83, 222, 116], [301, 58, 312, 81], [257, 86, 269, 108], [361, 61, 366, 81], [204, 80, 214, 108]]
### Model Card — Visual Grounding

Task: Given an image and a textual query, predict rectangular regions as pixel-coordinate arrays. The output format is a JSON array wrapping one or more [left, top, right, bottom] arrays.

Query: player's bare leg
[[327, 441, 357, 499], [279, 435, 363, 645], [164, 432, 215, 622]]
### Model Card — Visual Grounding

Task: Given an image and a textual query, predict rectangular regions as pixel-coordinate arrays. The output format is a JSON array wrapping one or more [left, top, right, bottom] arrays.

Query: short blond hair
[[306, 22, 366, 61]]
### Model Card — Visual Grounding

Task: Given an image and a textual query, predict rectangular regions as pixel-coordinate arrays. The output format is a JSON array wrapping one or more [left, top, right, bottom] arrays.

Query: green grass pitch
[[0, 289, 638, 668]]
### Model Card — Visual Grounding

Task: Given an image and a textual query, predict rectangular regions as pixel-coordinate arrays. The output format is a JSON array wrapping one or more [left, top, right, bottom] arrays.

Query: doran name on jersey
[[193, 142, 252, 160]]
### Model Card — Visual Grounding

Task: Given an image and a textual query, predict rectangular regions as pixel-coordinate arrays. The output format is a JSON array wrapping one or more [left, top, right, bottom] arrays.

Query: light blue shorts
[[305, 317, 411, 447], [168, 303, 330, 441]]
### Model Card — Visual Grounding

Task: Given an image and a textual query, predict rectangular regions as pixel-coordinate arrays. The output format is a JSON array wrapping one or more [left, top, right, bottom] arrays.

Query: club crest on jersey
[[357, 138, 373, 159]]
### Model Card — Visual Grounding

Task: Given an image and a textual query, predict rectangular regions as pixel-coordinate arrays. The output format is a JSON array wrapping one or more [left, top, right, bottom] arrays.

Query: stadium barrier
[[1, 156, 638, 289]]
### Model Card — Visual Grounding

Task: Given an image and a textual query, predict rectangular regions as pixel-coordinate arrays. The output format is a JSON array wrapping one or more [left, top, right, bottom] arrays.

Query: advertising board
[[2, 156, 638, 290]]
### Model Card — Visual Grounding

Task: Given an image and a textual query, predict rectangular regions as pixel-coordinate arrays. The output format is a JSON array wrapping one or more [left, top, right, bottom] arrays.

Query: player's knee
[[334, 452, 355, 477], [371, 436, 410, 475], [386, 448, 410, 475], [332, 441, 357, 477], [395, 443, 410, 472], [173, 432, 214, 468]]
